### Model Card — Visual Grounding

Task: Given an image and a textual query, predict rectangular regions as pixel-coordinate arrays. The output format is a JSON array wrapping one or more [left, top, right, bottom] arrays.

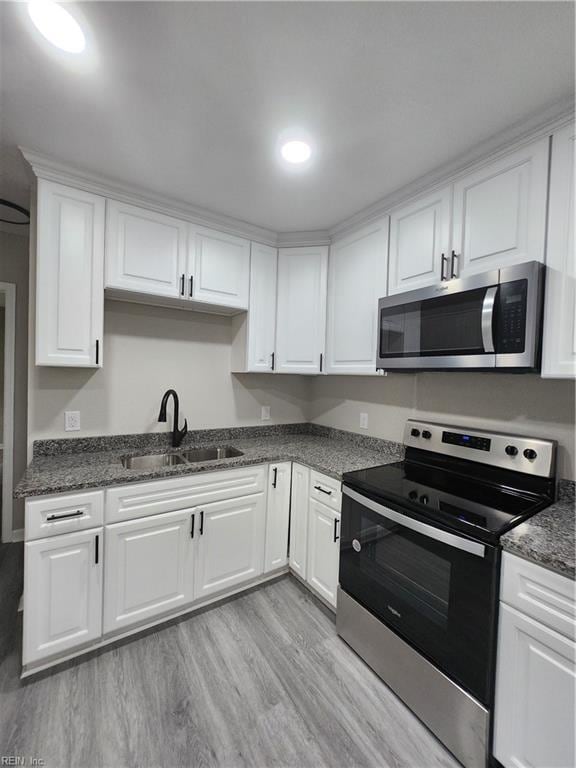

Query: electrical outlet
[[261, 405, 271, 421], [65, 411, 81, 432], [360, 412, 368, 430]]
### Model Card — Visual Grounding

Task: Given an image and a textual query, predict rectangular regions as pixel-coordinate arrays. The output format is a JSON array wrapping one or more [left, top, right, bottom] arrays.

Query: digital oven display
[[442, 431, 491, 451]]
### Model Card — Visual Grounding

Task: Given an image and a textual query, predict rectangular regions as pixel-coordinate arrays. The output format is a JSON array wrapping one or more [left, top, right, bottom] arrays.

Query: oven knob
[[420, 494, 429, 505], [523, 448, 538, 461], [422, 430, 432, 440], [505, 445, 518, 456], [408, 490, 418, 500], [410, 428, 421, 438]]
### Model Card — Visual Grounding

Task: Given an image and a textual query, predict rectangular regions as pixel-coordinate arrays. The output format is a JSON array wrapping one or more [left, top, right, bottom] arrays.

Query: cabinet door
[[289, 463, 310, 580], [264, 463, 291, 571], [104, 509, 195, 633], [306, 498, 340, 608], [247, 243, 278, 371], [105, 200, 187, 298], [542, 123, 576, 378], [326, 218, 389, 374], [195, 494, 265, 599], [188, 225, 250, 309], [275, 246, 328, 374], [36, 179, 104, 367], [23, 528, 103, 664], [388, 187, 451, 294], [494, 604, 576, 768], [452, 138, 549, 278]]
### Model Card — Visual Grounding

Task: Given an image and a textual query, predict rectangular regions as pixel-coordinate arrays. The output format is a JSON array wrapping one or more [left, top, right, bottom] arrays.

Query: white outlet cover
[[261, 405, 271, 421], [360, 412, 368, 429], [64, 410, 81, 431]]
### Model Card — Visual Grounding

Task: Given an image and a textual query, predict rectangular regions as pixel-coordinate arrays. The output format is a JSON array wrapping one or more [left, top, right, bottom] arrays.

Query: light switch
[[261, 406, 271, 421], [360, 412, 368, 429], [64, 411, 81, 431]]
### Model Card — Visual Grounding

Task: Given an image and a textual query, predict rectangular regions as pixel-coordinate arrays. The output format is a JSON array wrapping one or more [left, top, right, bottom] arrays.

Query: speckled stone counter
[[14, 423, 404, 499], [501, 480, 575, 580]]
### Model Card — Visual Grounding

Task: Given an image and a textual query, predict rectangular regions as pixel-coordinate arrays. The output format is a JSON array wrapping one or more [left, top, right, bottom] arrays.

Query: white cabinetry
[[36, 179, 105, 367], [494, 553, 576, 768], [23, 528, 103, 664], [105, 200, 188, 298], [388, 187, 451, 294], [289, 463, 310, 579], [195, 494, 266, 599], [307, 499, 341, 608], [326, 218, 389, 374], [275, 246, 328, 374], [452, 137, 549, 278], [104, 509, 196, 633], [542, 122, 576, 379], [264, 463, 291, 571], [188, 225, 250, 309]]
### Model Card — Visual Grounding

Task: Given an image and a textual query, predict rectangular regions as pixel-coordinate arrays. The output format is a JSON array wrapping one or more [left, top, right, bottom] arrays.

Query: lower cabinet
[[23, 528, 103, 665], [306, 499, 341, 608], [264, 463, 292, 571], [104, 509, 196, 633], [289, 463, 310, 579]]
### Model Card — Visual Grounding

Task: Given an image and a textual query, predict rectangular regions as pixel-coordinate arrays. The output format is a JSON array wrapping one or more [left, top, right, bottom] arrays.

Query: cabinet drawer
[[25, 490, 104, 541], [106, 465, 267, 524], [310, 470, 341, 511], [501, 552, 576, 640]]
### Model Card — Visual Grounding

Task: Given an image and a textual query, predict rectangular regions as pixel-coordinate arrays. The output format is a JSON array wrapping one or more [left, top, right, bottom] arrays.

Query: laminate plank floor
[[0, 543, 460, 768]]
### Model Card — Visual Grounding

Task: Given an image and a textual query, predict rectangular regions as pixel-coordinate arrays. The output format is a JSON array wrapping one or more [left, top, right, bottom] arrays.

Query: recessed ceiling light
[[28, 0, 86, 53], [281, 140, 312, 165]]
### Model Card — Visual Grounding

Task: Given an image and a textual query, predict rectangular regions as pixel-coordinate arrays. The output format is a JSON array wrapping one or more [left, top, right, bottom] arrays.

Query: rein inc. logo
[[1, 758, 45, 766]]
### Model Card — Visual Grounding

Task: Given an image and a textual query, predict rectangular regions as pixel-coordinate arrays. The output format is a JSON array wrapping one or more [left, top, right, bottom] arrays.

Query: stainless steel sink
[[121, 453, 186, 469], [180, 446, 244, 462]]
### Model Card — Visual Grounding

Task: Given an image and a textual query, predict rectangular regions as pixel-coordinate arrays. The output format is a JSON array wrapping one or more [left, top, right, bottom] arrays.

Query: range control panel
[[404, 420, 556, 478]]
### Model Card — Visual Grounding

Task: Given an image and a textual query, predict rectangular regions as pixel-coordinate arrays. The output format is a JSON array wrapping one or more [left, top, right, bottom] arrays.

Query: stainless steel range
[[336, 420, 556, 768]]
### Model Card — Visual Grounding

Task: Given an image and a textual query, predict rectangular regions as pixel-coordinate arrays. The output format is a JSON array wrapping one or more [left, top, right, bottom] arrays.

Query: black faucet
[[158, 389, 188, 447]]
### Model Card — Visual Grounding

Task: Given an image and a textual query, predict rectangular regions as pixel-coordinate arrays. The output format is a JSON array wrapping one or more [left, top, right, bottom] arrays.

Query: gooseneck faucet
[[158, 389, 188, 447]]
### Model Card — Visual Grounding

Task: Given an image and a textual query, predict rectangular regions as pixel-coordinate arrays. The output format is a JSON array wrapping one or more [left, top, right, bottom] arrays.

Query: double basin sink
[[121, 446, 243, 470]]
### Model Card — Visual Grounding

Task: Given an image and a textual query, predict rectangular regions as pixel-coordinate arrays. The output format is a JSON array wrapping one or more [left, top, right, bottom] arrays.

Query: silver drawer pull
[[314, 485, 332, 496], [46, 510, 84, 521]]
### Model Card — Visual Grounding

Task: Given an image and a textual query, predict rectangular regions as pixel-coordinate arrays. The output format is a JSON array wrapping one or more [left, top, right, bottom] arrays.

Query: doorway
[[0, 282, 16, 542]]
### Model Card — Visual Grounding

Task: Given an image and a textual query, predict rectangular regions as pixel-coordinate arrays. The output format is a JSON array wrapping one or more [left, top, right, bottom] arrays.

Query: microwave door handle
[[481, 286, 498, 354]]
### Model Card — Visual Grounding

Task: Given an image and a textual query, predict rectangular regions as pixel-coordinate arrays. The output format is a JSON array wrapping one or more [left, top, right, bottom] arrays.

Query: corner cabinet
[[188, 225, 250, 310], [542, 122, 576, 378], [35, 180, 105, 367], [326, 218, 389, 374], [275, 246, 328, 374]]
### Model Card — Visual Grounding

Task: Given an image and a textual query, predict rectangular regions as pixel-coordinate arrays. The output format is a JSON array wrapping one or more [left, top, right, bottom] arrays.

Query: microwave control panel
[[496, 280, 527, 354]]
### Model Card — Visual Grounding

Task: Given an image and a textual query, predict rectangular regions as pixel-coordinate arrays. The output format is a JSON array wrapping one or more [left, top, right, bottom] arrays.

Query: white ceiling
[[1, 1, 574, 233]]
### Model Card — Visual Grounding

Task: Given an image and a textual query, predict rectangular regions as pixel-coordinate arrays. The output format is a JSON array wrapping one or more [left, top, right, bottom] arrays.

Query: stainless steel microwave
[[377, 261, 545, 371]]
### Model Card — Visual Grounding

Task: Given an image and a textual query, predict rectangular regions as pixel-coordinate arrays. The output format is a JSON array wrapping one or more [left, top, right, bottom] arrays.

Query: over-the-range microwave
[[377, 261, 545, 372]]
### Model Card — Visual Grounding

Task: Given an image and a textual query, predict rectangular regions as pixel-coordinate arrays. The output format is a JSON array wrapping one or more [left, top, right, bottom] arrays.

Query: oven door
[[339, 486, 500, 705], [377, 271, 499, 370]]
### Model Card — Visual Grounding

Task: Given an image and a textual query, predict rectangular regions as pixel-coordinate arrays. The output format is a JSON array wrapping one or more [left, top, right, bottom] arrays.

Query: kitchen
[[0, 2, 574, 768]]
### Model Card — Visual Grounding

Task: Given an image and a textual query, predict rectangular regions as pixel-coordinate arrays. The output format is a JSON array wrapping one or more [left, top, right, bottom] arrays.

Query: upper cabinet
[[240, 242, 278, 372], [326, 217, 389, 374], [188, 226, 250, 310], [452, 137, 549, 278], [105, 200, 187, 299], [542, 123, 576, 379], [275, 246, 328, 374], [36, 180, 105, 367], [388, 187, 451, 294]]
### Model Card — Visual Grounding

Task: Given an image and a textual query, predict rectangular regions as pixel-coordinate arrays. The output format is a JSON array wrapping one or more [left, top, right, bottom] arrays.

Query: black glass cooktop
[[343, 458, 553, 543]]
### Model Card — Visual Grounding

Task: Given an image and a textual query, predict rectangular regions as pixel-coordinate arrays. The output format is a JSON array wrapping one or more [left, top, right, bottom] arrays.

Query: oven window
[[379, 287, 491, 358], [359, 519, 451, 629]]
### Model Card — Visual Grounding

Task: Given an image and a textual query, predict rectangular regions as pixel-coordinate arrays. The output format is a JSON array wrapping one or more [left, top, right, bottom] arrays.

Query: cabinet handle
[[272, 467, 278, 489], [190, 513, 195, 539], [180, 274, 185, 296], [95, 339, 100, 365], [319, 353, 323, 372], [440, 253, 448, 281], [46, 510, 84, 521], [94, 534, 99, 565], [333, 518, 340, 543], [200, 510, 204, 536], [189, 275, 194, 297], [314, 485, 332, 496], [450, 250, 459, 279], [271, 352, 275, 371]]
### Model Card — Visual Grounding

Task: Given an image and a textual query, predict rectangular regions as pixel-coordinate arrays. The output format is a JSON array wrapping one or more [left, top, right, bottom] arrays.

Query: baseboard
[[11, 528, 24, 542]]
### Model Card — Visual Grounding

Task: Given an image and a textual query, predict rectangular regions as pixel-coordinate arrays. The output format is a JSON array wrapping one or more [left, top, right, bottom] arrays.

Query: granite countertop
[[500, 480, 575, 581], [14, 423, 404, 499]]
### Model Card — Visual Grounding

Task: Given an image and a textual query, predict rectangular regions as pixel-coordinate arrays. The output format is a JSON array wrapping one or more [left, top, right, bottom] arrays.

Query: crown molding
[[276, 230, 331, 248], [19, 147, 278, 247], [329, 96, 575, 241]]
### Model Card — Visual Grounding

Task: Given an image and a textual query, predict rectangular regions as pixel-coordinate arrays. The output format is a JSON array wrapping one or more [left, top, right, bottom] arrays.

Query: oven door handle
[[343, 487, 485, 557], [481, 286, 498, 354]]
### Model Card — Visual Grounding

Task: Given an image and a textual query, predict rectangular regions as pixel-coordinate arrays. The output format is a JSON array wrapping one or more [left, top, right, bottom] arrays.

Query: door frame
[[0, 282, 16, 543]]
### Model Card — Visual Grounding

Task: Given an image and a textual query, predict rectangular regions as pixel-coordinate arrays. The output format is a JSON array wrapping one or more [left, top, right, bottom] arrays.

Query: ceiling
[[0, 1, 574, 233]]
